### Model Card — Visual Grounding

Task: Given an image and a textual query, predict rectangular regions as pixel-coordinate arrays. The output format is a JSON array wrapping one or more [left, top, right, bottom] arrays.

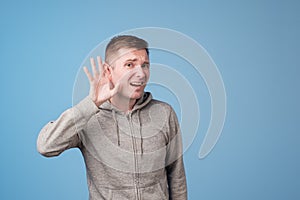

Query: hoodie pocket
[[98, 184, 167, 200], [110, 188, 136, 200], [140, 182, 168, 200]]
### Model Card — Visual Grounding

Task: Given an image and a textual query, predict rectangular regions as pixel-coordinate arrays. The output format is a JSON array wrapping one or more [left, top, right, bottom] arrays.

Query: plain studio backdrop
[[0, 0, 299, 199]]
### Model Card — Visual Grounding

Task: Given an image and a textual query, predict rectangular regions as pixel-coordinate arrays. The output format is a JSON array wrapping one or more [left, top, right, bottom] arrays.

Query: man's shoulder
[[146, 98, 174, 113]]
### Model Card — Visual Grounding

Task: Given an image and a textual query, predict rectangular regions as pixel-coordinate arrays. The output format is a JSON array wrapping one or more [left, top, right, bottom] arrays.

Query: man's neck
[[109, 95, 136, 113]]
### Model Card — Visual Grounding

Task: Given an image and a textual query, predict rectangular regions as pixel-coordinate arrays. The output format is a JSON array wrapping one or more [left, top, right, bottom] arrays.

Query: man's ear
[[103, 63, 112, 81]]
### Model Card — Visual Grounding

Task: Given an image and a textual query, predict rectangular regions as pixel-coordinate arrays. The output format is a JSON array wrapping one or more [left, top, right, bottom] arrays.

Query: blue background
[[1, 0, 299, 199]]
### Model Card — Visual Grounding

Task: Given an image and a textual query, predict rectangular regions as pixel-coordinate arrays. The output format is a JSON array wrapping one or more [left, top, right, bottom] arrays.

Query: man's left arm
[[166, 108, 187, 200]]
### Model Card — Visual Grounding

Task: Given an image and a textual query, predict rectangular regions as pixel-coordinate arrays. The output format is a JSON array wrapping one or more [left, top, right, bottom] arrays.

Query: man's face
[[108, 48, 150, 100]]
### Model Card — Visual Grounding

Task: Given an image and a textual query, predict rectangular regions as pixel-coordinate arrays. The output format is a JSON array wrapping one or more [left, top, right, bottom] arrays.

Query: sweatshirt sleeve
[[37, 97, 99, 157], [166, 108, 187, 200]]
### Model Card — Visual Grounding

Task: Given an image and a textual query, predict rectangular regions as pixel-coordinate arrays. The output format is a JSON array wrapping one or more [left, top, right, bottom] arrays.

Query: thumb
[[108, 79, 114, 90], [110, 81, 120, 96]]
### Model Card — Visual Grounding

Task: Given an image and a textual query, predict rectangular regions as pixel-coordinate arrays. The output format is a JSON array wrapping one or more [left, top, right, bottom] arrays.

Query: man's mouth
[[130, 82, 145, 87]]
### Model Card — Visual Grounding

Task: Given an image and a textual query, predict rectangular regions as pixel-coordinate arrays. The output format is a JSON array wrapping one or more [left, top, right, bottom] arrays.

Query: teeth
[[130, 82, 144, 86]]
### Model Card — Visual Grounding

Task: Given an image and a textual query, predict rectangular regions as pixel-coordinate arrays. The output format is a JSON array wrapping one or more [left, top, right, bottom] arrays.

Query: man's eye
[[126, 63, 133, 68], [142, 63, 150, 68]]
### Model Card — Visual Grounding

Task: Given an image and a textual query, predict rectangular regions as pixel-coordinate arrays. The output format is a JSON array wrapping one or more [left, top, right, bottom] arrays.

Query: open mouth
[[130, 82, 145, 87]]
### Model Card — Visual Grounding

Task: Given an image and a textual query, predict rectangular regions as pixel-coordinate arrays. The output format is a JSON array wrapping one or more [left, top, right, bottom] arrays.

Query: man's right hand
[[83, 56, 119, 107]]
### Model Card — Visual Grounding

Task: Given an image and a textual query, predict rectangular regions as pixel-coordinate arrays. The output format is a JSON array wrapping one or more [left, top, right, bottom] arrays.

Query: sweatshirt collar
[[99, 92, 152, 114]]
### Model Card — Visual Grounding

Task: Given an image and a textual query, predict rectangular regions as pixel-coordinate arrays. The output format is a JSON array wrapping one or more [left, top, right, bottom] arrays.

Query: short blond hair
[[105, 35, 149, 64]]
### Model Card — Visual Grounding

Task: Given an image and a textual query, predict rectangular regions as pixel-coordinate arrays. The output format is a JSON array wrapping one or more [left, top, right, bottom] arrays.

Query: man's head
[[104, 35, 150, 101]]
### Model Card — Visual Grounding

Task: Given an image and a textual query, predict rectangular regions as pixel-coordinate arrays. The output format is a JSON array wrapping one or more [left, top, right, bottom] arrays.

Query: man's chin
[[129, 90, 145, 100], [130, 93, 144, 100]]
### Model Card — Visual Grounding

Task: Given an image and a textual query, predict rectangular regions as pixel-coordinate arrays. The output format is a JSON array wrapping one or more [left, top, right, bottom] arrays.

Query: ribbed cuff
[[74, 96, 99, 122]]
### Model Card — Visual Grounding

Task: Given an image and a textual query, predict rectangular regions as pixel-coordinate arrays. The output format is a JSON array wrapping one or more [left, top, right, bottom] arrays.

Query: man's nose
[[135, 65, 146, 78]]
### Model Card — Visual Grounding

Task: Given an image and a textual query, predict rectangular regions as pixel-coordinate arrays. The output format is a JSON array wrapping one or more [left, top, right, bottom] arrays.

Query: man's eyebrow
[[124, 58, 150, 63], [124, 58, 138, 62]]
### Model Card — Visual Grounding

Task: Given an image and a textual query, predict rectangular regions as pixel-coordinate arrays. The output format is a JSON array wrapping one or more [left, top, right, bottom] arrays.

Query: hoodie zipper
[[127, 113, 140, 200]]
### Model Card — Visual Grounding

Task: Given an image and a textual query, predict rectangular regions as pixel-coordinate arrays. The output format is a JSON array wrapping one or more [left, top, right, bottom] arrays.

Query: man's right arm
[[37, 96, 99, 157], [37, 56, 121, 157]]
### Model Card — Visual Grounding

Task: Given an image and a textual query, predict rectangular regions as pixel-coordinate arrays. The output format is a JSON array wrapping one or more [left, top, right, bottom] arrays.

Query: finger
[[83, 66, 93, 82], [97, 56, 104, 75], [90, 57, 98, 77]]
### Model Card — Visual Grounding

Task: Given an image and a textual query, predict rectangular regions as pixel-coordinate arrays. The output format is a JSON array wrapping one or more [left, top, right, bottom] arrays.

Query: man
[[37, 35, 187, 200]]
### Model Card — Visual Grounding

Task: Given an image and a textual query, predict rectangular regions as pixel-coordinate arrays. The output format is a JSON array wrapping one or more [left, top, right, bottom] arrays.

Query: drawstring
[[112, 108, 143, 153], [112, 110, 120, 146], [137, 110, 144, 155]]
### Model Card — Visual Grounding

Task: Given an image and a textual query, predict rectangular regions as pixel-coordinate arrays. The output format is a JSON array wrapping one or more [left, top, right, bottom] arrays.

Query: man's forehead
[[112, 48, 148, 63]]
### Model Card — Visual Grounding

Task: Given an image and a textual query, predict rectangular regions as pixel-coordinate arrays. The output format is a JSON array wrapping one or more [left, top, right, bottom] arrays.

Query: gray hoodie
[[37, 92, 187, 200]]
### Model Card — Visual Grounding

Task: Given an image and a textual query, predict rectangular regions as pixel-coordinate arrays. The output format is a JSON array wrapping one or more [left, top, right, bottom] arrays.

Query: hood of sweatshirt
[[99, 92, 152, 114]]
